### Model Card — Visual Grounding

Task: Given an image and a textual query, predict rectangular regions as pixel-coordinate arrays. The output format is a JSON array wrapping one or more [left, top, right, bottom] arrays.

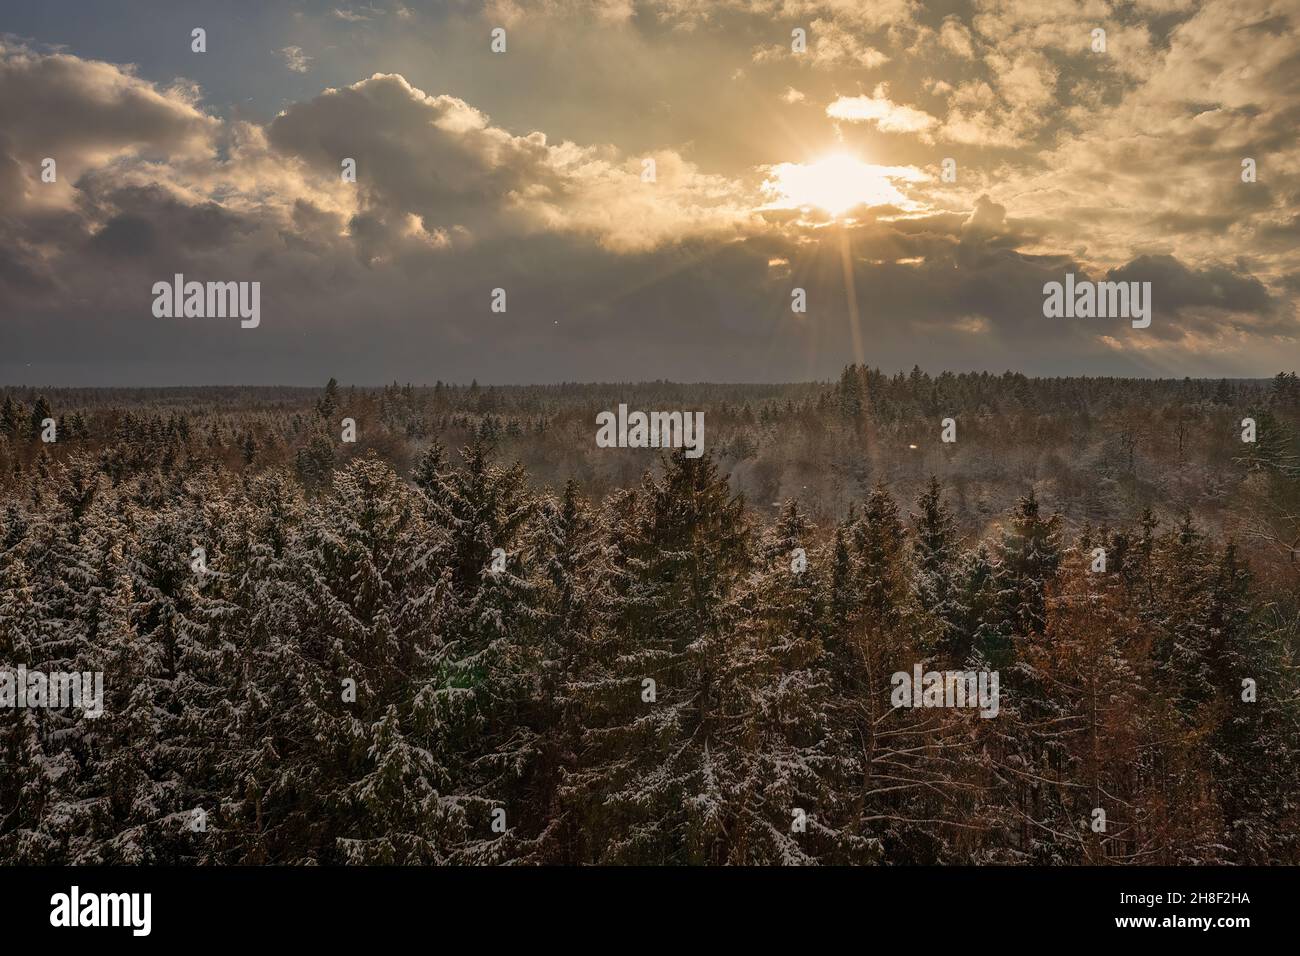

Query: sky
[[0, 0, 1297, 386]]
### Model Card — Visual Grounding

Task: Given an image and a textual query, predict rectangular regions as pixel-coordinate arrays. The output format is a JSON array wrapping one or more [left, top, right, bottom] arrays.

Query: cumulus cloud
[[0, 2, 1293, 386], [0, 41, 217, 211], [826, 85, 940, 137], [263, 74, 752, 252]]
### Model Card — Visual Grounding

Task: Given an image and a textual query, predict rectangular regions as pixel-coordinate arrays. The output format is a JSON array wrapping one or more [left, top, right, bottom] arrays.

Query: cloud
[[938, 17, 976, 58], [0, 8, 1293, 386], [264, 73, 752, 252], [753, 18, 890, 69], [826, 85, 940, 137], [333, 7, 375, 22], [962, 195, 1008, 236], [0, 40, 217, 211], [977, 0, 1300, 286], [761, 155, 927, 215], [1108, 255, 1274, 316], [0, 40, 223, 301], [280, 46, 312, 73]]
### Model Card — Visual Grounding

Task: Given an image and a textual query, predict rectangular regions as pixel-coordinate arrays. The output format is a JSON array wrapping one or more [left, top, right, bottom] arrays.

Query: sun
[[762, 152, 913, 217]]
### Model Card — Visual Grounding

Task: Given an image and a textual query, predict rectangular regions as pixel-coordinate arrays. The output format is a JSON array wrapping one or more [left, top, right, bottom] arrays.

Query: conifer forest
[[2, 369, 1297, 865]]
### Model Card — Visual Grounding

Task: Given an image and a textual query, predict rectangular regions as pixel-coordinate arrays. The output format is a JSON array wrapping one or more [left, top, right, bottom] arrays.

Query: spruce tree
[[910, 476, 965, 660]]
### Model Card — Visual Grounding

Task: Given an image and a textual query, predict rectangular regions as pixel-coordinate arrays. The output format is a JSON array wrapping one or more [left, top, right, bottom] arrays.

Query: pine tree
[[411, 437, 543, 863], [75, 542, 182, 863], [0, 397, 20, 439], [515, 479, 606, 863], [821, 485, 982, 862], [1013, 548, 1149, 864], [910, 476, 965, 660], [316, 378, 340, 421], [996, 489, 1063, 645], [0, 553, 79, 862], [29, 396, 52, 442], [576, 451, 749, 863], [717, 499, 877, 863], [1202, 543, 1299, 862], [1153, 514, 1215, 714]]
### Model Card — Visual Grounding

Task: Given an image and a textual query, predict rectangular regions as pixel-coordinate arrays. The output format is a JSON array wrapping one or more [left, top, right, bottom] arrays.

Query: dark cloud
[[0, 41, 216, 204], [267, 74, 559, 239], [0, 10, 1294, 386], [1107, 255, 1274, 316]]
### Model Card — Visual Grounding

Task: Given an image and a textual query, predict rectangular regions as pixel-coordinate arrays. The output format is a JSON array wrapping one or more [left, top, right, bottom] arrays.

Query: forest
[[1, 367, 1298, 864]]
